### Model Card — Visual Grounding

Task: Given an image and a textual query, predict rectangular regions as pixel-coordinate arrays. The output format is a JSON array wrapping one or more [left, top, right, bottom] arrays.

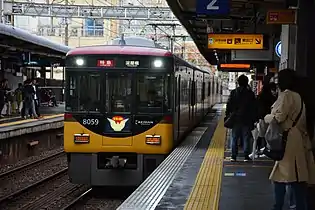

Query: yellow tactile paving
[[0, 114, 63, 127], [184, 116, 226, 210]]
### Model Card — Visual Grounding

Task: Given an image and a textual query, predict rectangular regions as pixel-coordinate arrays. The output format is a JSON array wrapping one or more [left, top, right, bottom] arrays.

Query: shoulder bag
[[263, 96, 303, 161]]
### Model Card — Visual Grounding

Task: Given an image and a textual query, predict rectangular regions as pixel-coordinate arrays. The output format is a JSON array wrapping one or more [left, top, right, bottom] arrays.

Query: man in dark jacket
[[225, 75, 257, 162]]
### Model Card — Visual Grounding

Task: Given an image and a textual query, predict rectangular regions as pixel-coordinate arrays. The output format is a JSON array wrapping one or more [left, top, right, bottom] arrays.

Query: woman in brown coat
[[264, 69, 315, 210]]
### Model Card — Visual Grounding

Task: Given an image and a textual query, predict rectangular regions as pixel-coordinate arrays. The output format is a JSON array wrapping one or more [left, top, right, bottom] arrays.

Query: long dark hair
[[278, 69, 315, 138], [278, 68, 295, 91]]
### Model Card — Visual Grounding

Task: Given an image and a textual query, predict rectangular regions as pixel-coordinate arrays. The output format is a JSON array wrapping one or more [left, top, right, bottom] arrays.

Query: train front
[[64, 47, 174, 186]]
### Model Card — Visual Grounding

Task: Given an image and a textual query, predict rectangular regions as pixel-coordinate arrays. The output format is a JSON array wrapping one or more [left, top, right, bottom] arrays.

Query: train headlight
[[74, 133, 90, 144], [153, 59, 163, 68], [76, 58, 84, 66], [145, 135, 161, 145]]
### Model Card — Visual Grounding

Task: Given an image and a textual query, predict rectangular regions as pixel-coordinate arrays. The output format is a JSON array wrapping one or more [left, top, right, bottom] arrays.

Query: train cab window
[[66, 72, 101, 112], [136, 73, 171, 113], [105, 73, 132, 113]]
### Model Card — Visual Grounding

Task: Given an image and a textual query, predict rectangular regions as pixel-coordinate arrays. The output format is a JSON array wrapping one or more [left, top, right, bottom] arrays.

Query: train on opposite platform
[[64, 37, 222, 186]]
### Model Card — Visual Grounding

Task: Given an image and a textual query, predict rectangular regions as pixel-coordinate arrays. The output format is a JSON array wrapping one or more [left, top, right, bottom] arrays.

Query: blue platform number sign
[[275, 41, 281, 58], [196, 0, 230, 15]]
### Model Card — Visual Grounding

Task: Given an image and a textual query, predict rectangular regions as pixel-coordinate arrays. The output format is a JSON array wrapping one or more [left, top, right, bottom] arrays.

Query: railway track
[[0, 150, 126, 209], [0, 168, 68, 207], [0, 150, 67, 199], [0, 150, 65, 179], [62, 186, 133, 210], [61, 188, 93, 210], [0, 168, 90, 210]]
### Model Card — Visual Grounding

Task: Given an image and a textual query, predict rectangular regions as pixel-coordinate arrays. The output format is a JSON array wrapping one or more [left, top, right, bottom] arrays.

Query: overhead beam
[[4, 1, 177, 21]]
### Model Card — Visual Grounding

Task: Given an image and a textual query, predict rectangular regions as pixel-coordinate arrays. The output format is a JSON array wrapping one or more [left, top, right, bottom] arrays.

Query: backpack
[[263, 96, 303, 161]]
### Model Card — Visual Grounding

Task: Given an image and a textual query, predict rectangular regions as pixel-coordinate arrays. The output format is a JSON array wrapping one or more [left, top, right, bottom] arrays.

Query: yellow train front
[[64, 43, 221, 186]]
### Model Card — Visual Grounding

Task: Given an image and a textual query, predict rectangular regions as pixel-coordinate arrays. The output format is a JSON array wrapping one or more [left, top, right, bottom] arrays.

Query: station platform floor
[[0, 104, 64, 125], [118, 104, 314, 210], [0, 104, 64, 139]]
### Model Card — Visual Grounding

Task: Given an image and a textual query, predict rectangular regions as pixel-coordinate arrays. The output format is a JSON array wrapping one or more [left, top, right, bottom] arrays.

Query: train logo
[[107, 116, 129, 132]]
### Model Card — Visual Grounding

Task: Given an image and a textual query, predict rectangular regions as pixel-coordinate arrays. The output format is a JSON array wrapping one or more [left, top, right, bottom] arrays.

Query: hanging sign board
[[266, 9, 296, 24], [219, 63, 251, 72], [208, 34, 264, 50], [196, 0, 230, 16]]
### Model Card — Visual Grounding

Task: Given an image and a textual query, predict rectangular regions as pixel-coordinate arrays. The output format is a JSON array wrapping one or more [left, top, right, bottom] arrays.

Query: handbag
[[263, 96, 303, 161], [257, 119, 268, 138], [224, 90, 239, 129]]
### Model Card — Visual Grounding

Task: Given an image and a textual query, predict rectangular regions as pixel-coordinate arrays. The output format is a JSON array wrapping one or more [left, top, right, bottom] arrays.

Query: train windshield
[[66, 71, 171, 114], [105, 73, 132, 113], [66, 71, 102, 112], [136, 73, 171, 114]]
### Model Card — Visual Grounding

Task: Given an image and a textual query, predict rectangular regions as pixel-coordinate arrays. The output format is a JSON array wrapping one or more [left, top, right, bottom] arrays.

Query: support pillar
[[294, 0, 315, 171], [279, 25, 296, 70], [295, 0, 315, 79]]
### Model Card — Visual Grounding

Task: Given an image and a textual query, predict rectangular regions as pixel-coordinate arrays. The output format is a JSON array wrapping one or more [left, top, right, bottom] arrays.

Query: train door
[[202, 75, 205, 116], [173, 73, 180, 142], [102, 72, 133, 146], [191, 76, 196, 124]]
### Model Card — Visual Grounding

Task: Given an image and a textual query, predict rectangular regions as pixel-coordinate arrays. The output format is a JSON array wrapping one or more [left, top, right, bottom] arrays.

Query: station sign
[[219, 63, 251, 72], [208, 34, 264, 50], [196, 0, 230, 16], [269, 67, 278, 73], [275, 41, 281, 58], [266, 9, 296, 24]]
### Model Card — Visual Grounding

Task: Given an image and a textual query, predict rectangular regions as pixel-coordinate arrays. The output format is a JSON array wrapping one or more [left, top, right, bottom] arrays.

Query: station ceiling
[[166, 0, 288, 65]]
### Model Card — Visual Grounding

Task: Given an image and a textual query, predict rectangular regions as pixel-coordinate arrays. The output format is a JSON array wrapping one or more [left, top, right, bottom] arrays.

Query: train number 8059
[[82, 119, 100, 125]]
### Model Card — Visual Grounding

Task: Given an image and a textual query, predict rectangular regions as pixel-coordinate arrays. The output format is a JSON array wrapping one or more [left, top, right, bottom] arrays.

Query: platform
[[0, 104, 64, 139], [117, 104, 297, 210], [0, 104, 64, 124]]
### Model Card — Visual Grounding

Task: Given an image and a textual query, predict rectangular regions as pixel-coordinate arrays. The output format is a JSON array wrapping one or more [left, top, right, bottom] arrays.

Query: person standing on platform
[[22, 80, 37, 119], [0, 80, 6, 118], [15, 83, 23, 113], [225, 75, 257, 162], [250, 81, 278, 159], [31, 78, 40, 118], [264, 69, 315, 210]]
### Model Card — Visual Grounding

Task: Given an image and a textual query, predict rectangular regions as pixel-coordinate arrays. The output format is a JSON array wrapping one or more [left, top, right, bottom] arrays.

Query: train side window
[[65, 72, 77, 111], [190, 81, 195, 106], [202, 82, 205, 100], [208, 82, 211, 96]]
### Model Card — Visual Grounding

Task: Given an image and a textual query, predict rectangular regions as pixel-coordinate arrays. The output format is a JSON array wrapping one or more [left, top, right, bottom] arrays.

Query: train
[[64, 37, 222, 186]]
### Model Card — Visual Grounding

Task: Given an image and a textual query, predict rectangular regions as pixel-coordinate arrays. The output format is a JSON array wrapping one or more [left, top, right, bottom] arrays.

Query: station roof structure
[[0, 23, 71, 66], [166, 0, 287, 65]]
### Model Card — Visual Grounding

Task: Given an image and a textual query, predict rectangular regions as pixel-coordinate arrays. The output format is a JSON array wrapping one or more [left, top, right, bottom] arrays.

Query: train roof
[[67, 44, 212, 75], [67, 45, 173, 57]]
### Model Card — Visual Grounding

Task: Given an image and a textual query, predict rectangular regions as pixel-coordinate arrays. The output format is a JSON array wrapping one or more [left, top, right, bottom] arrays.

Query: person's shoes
[[289, 204, 296, 209], [230, 156, 237, 162], [244, 155, 251, 162], [249, 153, 259, 160]]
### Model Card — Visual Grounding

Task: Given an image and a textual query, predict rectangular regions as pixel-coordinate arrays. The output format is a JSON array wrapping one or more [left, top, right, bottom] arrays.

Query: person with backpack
[[264, 69, 315, 210], [225, 75, 257, 162]]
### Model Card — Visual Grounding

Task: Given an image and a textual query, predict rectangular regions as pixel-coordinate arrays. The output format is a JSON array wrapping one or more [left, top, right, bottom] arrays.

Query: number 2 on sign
[[207, 0, 219, 10]]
